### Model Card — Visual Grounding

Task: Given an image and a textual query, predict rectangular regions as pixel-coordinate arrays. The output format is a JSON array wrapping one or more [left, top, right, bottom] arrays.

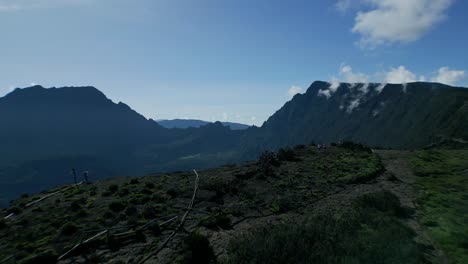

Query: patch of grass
[[226, 191, 424, 264], [409, 148, 468, 263]]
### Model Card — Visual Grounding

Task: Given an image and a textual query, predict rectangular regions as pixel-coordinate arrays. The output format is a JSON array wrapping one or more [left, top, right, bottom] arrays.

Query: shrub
[[127, 217, 138, 228], [0, 219, 6, 229], [339, 141, 372, 153], [117, 188, 130, 197], [70, 200, 82, 211], [142, 205, 157, 219], [200, 213, 232, 230], [151, 193, 167, 203], [104, 210, 115, 218], [269, 196, 296, 214], [125, 205, 137, 216], [205, 178, 227, 198], [167, 188, 178, 198], [147, 221, 161, 235], [145, 182, 155, 189], [106, 234, 120, 251], [258, 151, 280, 167], [355, 191, 413, 218], [60, 222, 78, 236], [226, 196, 423, 264], [109, 201, 126, 212], [21, 250, 58, 264], [7, 206, 22, 215], [182, 232, 216, 264], [129, 178, 139, 185], [21, 193, 29, 198], [108, 184, 119, 194], [257, 151, 279, 178], [76, 209, 88, 218], [276, 147, 295, 161]]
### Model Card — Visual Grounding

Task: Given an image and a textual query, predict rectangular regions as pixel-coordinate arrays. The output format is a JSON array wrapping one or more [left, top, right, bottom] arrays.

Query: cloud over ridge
[[351, 0, 453, 48]]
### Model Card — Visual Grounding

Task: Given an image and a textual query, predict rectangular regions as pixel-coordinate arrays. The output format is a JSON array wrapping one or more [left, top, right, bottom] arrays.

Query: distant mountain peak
[[1, 85, 110, 106]]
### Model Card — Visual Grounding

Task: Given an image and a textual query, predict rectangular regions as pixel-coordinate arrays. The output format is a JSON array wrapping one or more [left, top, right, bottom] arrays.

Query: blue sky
[[0, 0, 467, 125]]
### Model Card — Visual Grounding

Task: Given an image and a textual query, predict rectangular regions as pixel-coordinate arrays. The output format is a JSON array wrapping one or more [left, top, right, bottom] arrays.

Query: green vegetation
[[182, 232, 216, 264], [60, 222, 79, 236], [200, 212, 232, 230], [409, 148, 468, 263], [108, 201, 126, 212], [226, 191, 424, 264], [0, 144, 407, 263]]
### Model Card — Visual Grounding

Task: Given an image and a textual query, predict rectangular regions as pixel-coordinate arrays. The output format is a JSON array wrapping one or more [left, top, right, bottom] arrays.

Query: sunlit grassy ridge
[[410, 148, 468, 263]]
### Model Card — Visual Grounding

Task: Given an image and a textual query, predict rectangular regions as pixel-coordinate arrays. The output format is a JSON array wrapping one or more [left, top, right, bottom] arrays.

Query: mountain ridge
[[0, 81, 467, 206]]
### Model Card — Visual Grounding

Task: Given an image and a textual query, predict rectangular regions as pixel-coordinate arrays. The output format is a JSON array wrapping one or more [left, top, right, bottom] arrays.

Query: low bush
[[145, 182, 155, 189], [129, 178, 139, 184], [70, 200, 82, 211], [200, 212, 232, 230], [167, 188, 178, 198], [60, 222, 78, 236], [7, 206, 22, 215], [276, 147, 296, 161], [226, 191, 423, 264], [339, 141, 372, 153], [0, 219, 6, 229], [20, 250, 58, 264], [125, 205, 137, 216], [142, 205, 157, 219], [108, 184, 119, 194], [182, 232, 216, 264], [355, 191, 413, 218], [109, 201, 126, 212], [117, 188, 130, 197]]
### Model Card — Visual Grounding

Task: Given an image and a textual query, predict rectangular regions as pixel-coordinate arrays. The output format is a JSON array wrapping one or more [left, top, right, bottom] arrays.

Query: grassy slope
[[409, 147, 468, 263], [0, 144, 426, 263]]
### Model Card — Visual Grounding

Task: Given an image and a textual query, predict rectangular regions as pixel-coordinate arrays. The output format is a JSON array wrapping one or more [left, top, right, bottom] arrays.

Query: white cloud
[[347, 98, 360, 113], [287, 85, 303, 98], [339, 64, 369, 83], [376, 83, 386, 93], [318, 65, 370, 99], [0, 0, 93, 11], [384, 66, 417, 84], [317, 89, 332, 99], [352, 0, 453, 48], [222, 112, 228, 121], [329, 78, 340, 92], [431, 67, 465, 85]]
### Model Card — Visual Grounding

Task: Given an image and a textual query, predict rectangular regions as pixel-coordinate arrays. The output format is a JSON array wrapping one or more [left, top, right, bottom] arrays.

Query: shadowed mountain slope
[[242, 81, 468, 151]]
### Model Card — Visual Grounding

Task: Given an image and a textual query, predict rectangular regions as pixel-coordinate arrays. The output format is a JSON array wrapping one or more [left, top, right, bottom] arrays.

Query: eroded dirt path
[[375, 150, 450, 264]]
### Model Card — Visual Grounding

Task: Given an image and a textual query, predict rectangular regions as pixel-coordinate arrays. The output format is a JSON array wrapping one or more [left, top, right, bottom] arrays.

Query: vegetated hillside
[[0, 86, 244, 207], [2, 81, 467, 207], [408, 145, 468, 263], [242, 81, 468, 151], [157, 119, 250, 130], [2, 143, 455, 264]]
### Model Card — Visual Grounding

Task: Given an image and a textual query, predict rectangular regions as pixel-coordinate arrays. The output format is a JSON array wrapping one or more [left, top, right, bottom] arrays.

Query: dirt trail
[[375, 150, 450, 264]]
